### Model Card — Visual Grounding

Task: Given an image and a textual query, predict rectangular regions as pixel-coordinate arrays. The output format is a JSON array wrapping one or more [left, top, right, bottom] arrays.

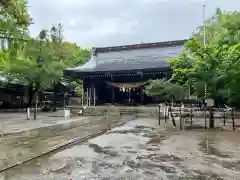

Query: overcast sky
[[28, 0, 240, 48]]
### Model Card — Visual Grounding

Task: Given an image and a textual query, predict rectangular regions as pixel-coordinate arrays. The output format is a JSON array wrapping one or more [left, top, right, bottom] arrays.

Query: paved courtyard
[[1, 117, 240, 180], [0, 112, 91, 135], [0, 112, 133, 172]]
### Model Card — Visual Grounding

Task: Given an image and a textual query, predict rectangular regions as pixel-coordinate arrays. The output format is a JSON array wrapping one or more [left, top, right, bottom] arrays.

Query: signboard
[[206, 99, 214, 107]]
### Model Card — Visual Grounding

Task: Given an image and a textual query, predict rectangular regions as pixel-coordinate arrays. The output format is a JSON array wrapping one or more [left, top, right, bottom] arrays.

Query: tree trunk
[[180, 102, 183, 130], [169, 100, 176, 127], [33, 82, 40, 120], [209, 107, 214, 128], [26, 84, 33, 120], [53, 84, 57, 112], [64, 92, 69, 108], [33, 91, 38, 120]]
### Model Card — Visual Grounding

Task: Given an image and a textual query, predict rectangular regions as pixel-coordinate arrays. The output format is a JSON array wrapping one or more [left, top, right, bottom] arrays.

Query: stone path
[[0, 114, 133, 172], [0, 112, 91, 135], [2, 118, 240, 180]]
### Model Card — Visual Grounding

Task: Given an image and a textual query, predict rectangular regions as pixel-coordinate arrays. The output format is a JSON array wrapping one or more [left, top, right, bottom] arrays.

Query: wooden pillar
[[111, 76, 115, 104], [93, 88, 96, 106], [86, 88, 89, 106], [141, 90, 144, 104], [91, 77, 96, 106], [85, 76, 89, 106], [140, 73, 144, 104], [87, 76, 94, 106], [83, 76, 86, 106], [81, 90, 84, 107], [89, 87, 92, 106]]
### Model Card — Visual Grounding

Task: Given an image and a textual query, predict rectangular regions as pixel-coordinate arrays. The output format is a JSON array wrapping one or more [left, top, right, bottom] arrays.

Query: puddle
[[199, 138, 231, 158], [1, 118, 240, 180]]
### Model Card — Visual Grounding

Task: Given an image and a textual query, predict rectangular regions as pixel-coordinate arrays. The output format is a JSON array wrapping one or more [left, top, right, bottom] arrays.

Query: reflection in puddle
[[1, 118, 240, 180], [199, 138, 230, 158]]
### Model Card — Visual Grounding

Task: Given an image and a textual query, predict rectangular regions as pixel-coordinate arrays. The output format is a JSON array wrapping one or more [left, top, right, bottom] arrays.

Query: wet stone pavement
[[0, 112, 92, 135], [1, 118, 240, 180]]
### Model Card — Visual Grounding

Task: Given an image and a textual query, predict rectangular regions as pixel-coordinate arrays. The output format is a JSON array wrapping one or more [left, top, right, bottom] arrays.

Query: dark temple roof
[[64, 39, 187, 75]]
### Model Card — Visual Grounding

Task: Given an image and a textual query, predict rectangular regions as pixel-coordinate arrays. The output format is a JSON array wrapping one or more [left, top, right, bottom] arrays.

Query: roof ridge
[[93, 39, 188, 53]]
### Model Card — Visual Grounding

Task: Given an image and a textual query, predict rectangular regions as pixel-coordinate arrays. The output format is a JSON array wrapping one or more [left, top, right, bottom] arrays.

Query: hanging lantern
[[122, 86, 125, 92]]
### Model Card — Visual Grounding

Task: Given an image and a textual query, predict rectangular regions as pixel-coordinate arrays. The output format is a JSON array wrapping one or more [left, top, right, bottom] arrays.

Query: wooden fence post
[[204, 105, 207, 129], [223, 110, 226, 126], [180, 104, 183, 130], [164, 104, 167, 123], [190, 104, 193, 126], [158, 105, 161, 125], [232, 108, 235, 131]]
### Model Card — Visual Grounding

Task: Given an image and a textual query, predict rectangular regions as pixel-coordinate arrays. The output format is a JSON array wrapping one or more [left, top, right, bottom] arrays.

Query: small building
[[64, 39, 187, 106], [0, 77, 72, 109], [0, 77, 27, 109]]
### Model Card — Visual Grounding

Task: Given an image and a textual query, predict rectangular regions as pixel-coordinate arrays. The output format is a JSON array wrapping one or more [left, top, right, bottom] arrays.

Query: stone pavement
[[0, 112, 91, 135], [0, 113, 134, 172]]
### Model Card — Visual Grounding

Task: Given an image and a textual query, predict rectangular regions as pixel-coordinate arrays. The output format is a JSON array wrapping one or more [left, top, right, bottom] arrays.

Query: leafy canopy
[[169, 9, 240, 106], [145, 79, 185, 101]]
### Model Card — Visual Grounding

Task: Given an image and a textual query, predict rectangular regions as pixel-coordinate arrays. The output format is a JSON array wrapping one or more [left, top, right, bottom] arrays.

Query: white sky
[[28, 0, 240, 48]]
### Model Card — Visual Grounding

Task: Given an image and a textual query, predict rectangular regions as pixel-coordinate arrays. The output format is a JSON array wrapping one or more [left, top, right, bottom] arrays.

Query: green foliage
[[219, 44, 240, 105], [0, 0, 31, 29], [0, 22, 89, 94], [1, 0, 90, 92], [0, 0, 31, 50], [0, 0, 89, 119], [170, 9, 240, 106], [145, 79, 185, 101], [60, 42, 90, 67], [193, 9, 240, 45], [71, 80, 83, 97], [169, 52, 193, 86]]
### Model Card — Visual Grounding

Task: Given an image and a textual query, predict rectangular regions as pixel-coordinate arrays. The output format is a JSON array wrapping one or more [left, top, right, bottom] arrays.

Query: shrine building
[[64, 39, 187, 106]]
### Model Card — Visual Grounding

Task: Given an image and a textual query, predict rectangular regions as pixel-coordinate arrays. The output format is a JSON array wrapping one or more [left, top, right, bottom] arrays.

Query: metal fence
[[68, 104, 237, 131], [157, 104, 237, 131]]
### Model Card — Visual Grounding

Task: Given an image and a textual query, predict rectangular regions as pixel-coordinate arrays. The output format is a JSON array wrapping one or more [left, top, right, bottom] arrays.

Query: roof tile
[[65, 39, 187, 74]]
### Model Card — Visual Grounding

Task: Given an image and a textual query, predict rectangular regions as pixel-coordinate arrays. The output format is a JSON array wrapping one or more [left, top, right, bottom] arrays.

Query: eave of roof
[[64, 39, 188, 76], [93, 39, 188, 53]]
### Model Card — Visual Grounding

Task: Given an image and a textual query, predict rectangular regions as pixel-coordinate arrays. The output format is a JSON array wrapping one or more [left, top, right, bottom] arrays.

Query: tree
[[0, 0, 31, 30], [145, 79, 185, 127], [0, 0, 31, 52], [170, 9, 240, 128], [0, 29, 66, 119], [71, 80, 84, 98], [170, 9, 240, 104], [145, 79, 185, 101], [47, 24, 90, 111], [0, 1, 90, 119], [219, 43, 240, 105], [193, 8, 240, 46]]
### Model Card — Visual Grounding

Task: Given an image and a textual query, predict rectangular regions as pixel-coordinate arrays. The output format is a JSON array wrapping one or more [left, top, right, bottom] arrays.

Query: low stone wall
[[80, 106, 159, 117]]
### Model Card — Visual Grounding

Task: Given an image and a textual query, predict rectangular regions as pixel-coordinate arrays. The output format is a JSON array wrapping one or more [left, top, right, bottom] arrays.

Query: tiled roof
[[65, 39, 187, 74]]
